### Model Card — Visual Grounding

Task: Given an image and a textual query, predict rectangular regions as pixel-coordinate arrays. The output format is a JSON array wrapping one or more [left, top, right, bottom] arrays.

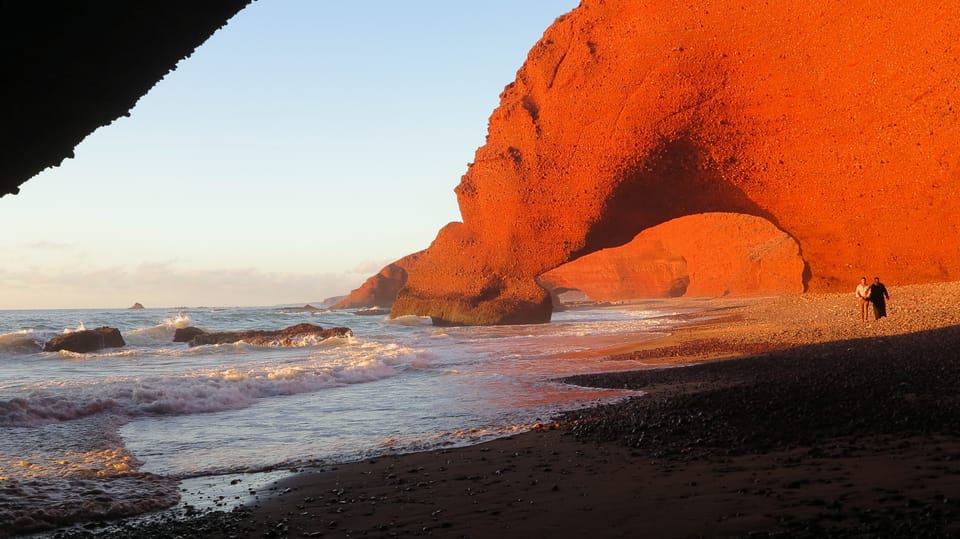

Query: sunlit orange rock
[[538, 213, 804, 303], [540, 239, 689, 303], [391, 0, 960, 325], [332, 253, 420, 310]]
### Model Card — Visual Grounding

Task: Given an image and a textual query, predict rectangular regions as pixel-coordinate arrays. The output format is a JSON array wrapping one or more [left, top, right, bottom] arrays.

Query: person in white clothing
[[855, 276, 871, 321]]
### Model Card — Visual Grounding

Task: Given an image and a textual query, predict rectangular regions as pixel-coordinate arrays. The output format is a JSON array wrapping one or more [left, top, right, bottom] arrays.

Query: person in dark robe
[[869, 276, 890, 319]]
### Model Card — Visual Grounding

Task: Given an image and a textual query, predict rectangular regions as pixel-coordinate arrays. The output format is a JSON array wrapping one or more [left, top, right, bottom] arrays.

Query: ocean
[[0, 303, 697, 535]]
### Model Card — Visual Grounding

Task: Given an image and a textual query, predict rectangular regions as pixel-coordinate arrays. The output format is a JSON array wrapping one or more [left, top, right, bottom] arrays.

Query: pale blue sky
[[0, 1, 579, 309]]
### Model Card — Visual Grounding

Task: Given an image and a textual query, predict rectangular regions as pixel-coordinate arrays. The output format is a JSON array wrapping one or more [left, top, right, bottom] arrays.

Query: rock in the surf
[[276, 304, 325, 313], [188, 323, 352, 347], [43, 327, 126, 353], [173, 326, 206, 343]]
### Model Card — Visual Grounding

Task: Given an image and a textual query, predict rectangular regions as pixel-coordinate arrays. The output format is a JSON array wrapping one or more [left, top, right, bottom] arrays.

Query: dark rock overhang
[[1, 0, 252, 197]]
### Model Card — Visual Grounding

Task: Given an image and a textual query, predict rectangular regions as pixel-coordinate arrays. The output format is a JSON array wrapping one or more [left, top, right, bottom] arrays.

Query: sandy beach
[[49, 282, 960, 538]]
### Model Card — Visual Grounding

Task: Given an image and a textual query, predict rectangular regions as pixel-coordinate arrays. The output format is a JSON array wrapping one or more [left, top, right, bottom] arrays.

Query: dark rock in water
[[277, 304, 324, 313], [353, 308, 390, 316], [129, 302, 145, 309], [188, 323, 352, 347], [44, 327, 126, 353], [173, 326, 206, 343]]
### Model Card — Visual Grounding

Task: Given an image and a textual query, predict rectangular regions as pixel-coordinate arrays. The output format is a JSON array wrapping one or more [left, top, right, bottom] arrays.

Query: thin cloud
[[0, 263, 360, 309], [352, 258, 395, 275], [23, 241, 72, 250]]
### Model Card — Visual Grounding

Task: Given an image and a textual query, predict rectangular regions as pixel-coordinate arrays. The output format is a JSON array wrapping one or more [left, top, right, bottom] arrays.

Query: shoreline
[[48, 283, 960, 538]]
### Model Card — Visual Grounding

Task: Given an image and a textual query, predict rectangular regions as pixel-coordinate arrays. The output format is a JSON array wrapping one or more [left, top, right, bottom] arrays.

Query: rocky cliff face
[[332, 253, 420, 309], [392, 0, 960, 325]]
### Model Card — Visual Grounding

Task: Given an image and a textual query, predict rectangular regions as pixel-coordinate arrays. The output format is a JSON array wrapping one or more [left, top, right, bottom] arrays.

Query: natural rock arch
[[538, 212, 806, 305], [576, 136, 777, 259], [5, 2, 959, 326], [391, 0, 960, 325]]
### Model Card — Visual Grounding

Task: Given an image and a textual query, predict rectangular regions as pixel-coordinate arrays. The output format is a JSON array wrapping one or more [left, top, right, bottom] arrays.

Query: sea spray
[[124, 313, 193, 343]]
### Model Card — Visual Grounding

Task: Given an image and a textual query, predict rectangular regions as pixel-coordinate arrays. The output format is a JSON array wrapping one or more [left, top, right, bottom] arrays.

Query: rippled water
[[0, 302, 698, 534]]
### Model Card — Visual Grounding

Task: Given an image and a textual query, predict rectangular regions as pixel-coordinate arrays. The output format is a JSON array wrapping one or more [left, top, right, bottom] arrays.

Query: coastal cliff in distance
[[386, 0, 960, 325], [332, 253, 420, 310]]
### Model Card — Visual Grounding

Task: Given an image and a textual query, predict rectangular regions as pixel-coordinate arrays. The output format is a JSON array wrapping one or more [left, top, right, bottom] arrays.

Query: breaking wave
[[0, 329, 44, 355], [124, 314, 194, 343], [0, 341, 422, 427]]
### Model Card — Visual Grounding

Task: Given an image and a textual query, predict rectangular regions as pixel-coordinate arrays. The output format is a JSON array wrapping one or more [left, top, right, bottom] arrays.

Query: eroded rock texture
[[392, 0, 960, 325], [538, 213, 804, 303]]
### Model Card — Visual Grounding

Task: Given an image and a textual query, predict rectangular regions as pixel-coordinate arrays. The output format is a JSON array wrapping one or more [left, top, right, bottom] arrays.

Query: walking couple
[[856, 276, 890, 321]]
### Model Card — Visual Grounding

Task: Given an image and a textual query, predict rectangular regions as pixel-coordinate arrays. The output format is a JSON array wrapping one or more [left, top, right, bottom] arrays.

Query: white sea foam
[[385, 315, 433, 326], [0, 302, 690, 535], [241, 332, 353, 348], [125, 314, 194, 343], [58, 348, 141, 360], [0, 340, 419, 427], [63, 321, 87, 333]]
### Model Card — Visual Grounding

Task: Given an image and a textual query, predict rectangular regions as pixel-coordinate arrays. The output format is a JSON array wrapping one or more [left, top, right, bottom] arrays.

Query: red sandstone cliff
[[332, 253, 420, 309], [391, 0, 960, 325], [538, 213, 805, 303]]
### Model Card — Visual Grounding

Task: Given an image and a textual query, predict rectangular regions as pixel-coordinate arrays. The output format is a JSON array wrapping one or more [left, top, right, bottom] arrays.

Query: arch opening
[[575, 134, 778, 259], [539, 211, 807, 309]]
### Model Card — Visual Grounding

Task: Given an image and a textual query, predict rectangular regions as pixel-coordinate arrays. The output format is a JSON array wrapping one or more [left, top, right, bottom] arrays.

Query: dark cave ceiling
[[1, 1, 252, 198]]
